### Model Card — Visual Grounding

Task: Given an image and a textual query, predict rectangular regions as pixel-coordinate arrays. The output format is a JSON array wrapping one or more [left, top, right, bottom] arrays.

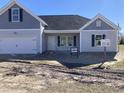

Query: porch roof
[[44, 30, 80, 33]]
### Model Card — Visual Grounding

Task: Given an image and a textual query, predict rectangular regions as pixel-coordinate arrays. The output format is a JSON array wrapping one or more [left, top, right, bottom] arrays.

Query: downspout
[[39, 22, 45, 54]]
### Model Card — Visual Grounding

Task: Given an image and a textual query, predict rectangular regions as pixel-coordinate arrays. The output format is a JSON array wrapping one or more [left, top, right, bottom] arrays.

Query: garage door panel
[[0, 39, 16, 53], [0, 37, 37, 54]]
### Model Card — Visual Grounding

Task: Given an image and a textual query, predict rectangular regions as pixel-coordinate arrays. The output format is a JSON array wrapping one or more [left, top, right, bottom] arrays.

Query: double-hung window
[[92, 34, 106, 47], [95, 35, 106, 46], [11, 8, 20, 22], [67, 36, 73, 46], [95, 35, 103, 46], [60, 36, 66, 46]]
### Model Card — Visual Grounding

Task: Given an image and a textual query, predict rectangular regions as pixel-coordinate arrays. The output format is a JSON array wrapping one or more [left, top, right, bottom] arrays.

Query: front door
[[47, 36, 56, 50]]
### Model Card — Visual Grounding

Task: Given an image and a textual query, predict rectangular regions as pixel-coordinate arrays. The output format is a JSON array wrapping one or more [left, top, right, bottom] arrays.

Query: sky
[[0, 0, 123, 33]]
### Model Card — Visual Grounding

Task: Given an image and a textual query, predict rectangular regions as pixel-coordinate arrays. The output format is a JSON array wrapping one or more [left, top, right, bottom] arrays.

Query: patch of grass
[[119, 45, 124, 51], [108, 45, 124, 69], [110, 60, 124, 69]]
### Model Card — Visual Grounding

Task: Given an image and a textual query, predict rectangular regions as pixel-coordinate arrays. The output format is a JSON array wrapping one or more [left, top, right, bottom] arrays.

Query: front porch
[[43, 33, 80, 51]]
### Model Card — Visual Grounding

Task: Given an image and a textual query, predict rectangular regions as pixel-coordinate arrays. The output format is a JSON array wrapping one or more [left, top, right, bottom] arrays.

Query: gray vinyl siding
[[46, 33, 80, 51], [0, 4, 40, 29], [84, 18, 114, 30], [80, 30, 118, 52]]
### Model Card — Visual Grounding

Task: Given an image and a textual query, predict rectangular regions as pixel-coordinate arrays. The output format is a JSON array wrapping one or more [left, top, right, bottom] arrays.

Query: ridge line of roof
[[38, 15, 91, 20]]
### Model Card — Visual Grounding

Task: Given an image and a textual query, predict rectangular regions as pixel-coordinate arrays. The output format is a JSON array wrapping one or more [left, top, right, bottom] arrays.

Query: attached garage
[[0, 29, 41, 54], [0, 37, 37, 54]]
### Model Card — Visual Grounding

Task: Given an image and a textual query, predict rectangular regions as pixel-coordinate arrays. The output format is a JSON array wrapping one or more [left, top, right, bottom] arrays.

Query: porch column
[[39, 23, 44, 54], [80, 31, 83, 52]]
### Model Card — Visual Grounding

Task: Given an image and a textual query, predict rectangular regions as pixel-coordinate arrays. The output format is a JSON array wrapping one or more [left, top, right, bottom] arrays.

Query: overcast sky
[[0, 0, 123, 33]]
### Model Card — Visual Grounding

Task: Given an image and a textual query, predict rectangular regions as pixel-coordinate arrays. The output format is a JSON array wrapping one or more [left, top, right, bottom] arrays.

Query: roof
[[39, 15, 90, 30]]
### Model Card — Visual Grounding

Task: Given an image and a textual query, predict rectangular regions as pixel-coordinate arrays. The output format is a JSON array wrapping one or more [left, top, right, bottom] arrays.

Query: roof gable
[[80, 14, 120, 30], [83, 18, 114, 30], [0, 0, 47, 26]]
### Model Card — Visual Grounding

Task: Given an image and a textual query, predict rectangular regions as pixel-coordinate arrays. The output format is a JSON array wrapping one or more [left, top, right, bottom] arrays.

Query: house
[[0, 0, 120, 54]]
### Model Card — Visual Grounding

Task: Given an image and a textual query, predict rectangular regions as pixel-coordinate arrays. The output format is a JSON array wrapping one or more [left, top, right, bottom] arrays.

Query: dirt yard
[[0, 62, 124, 93], [0, 45, 123, 93]]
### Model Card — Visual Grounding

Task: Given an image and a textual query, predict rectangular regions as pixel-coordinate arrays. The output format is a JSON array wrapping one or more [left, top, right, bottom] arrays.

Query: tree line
[[120, 34, 124, 44]]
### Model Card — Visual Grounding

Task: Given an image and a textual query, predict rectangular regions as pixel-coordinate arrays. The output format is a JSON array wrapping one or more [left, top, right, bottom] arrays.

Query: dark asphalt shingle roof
[[38, 15, 90, 30]]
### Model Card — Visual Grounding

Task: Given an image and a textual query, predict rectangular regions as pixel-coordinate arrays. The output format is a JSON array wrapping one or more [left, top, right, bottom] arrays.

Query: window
[[95, 35, 103, 46], [67, 36, 73, 46], [11, 8, 20, 22], [59, 36, 74, 47], [95, 35, 105, 46], [96, 20, 101, 27], [60, 36, 66, 46]]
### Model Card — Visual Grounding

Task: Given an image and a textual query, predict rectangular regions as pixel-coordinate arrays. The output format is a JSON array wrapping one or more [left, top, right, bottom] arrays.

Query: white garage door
[[0, 37, 37, 54]]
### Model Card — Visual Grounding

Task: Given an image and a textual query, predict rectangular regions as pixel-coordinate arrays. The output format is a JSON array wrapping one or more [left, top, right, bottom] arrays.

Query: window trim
[[67, 36, 74, 47], [95, 35, 105, 47], [59, 36, 74, 47], [11, 8, 20, 22], [60, 36, 66, 47]]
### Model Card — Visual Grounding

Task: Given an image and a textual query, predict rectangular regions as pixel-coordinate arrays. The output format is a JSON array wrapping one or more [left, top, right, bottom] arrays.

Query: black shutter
[[20, 8, 23, 22], [92, 34, 95, 47], [8, 9, 11, 22], [74, 36, 76, 46], [103, 34, 106, 39], [58, 36, 60, 46]]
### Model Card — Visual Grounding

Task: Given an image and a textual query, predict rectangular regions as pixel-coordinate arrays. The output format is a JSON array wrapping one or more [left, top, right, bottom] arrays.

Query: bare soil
[[0, 62, 124, 93]]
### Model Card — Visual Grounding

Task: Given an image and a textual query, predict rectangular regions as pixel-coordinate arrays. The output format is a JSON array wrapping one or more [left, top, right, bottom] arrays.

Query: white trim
[[0, 0, 14, 14], [95, 35, 105, 47], [39, 25, 45, 53], [80, 31, 82, 52], [0, 0, 47, 26], [59, 35, 74, 47], [0, 29, 40, 31], [44, 30, 80, 33], [82, 30, 116, 32], [80, 14, 120, 30], [11, 8, 20, 22]]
